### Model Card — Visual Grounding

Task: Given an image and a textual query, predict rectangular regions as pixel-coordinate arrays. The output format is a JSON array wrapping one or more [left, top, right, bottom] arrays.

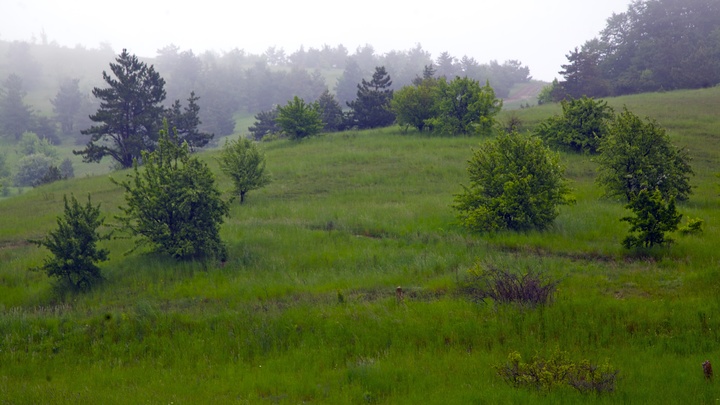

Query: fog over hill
[[1, 0, 632, 81]]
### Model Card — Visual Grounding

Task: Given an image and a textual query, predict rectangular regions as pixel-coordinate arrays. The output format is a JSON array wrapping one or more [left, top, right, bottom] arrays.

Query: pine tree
[[347, 66, 395, 129], [165, 91, 213, 151], [335, 59, 364, 106], [75, 49, 167, 168], [248, 107, 281, 141], [0, 74, 35, 140], [51, 78, 83, 136], [316, 89, 343, 132]]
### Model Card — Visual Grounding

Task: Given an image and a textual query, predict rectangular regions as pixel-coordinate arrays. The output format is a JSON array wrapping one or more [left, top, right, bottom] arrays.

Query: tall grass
[[1, 88, 720, 403]]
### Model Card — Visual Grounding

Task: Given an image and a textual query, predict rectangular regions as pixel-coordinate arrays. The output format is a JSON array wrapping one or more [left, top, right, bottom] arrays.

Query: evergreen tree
[[335, 59, 365, 107], [51, 78, 83, 136], [248, 107, 281, 141], [75, 49, 167, 168], [316, 89, 344, 132], [347, 66, 395, 129], [165, 92, 213, 151], [435, 52, 458, 79], [0, 74, 35, 140]]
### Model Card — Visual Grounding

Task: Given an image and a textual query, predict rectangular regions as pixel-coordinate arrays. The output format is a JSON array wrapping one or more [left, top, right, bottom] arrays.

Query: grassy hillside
[[1, 88, 720, 403]]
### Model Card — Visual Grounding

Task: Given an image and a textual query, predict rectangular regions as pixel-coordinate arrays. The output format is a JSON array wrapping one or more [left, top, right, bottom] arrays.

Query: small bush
[[621, 188, 682, 249], [458, 264, 559, 307], [14, 153, 54, 187], [29, 194, 109, 291], [496, 350, 618, 394], [679, 217, 704, 236]]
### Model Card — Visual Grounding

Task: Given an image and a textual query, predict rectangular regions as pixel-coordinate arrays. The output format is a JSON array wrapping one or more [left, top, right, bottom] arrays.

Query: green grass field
[[1, 87, 720, 403]]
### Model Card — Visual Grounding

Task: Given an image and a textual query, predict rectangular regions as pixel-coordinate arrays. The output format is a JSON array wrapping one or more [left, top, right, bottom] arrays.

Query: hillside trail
[[504, 82, 547, 104]]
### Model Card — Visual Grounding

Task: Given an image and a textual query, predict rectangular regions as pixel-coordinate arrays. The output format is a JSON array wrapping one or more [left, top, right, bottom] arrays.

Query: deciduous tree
[[218, 137, 270, 203], [276, 96, 323, 140], [427, 77, 502, 136], [621, 188, 682, 249], [391, 77, 438, 132], [596, 108, 693, 202], [534, 96, 614, 153], [29, 194, 109, 290], [453, 131, 573, 232], [113, 121, 228, 261]]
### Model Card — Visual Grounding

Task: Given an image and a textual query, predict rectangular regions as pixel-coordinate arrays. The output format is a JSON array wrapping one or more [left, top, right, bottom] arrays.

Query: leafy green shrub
[[59, 158, 74, 179], [217, 137, 270, 203], [453, 131, 573, 232], [534, 96, 613, 153], [113, 122, 229, 261], [276, 96, 324, 140], [496, 350, 618, 394], [596, 107, 693, 202], [458, 263, 559, 307], [17, 131, 59, 158], [13, 153, 54, 187], [29, 194, 109, 290], [426, 77, 502, 136], [390, 77, 438, 132], [679, 217, 704, 235], [621, 188, 682, 249]]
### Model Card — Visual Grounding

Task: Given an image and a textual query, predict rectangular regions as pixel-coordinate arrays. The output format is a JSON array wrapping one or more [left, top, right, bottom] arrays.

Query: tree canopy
[[218, 137, 270, 204], [453, 131, 573, 232], [534, 96, 614, 153], [276, 96, 324, 140], [556, 0, 720, 98], [75, 49, 167, 168], [113, 121, 228, 261], [347, 66, 395, 129], [427, 77, 502, 136], [596, 108, 693, 202]]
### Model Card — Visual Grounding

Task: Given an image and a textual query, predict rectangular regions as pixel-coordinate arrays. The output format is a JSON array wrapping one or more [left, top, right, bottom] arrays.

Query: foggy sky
[[1, 0, 632, 81]]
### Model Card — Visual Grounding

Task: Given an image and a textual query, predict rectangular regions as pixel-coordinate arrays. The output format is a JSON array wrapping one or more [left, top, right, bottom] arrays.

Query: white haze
[[1, 0, 631, 81]]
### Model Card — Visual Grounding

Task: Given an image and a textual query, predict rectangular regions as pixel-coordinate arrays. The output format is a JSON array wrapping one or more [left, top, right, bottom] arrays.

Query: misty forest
[[2, 0, 720, 402]]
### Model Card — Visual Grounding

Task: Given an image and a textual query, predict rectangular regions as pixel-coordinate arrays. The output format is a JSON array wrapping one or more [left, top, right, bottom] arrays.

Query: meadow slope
[[1, 87, 720, 403]]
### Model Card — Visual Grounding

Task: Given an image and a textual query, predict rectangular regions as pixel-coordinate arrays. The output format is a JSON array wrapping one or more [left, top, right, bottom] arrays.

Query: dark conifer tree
[[335, 59, 364, 106], [316, 89, 343, 132], [248, 107, 281, 141], [165, 92, 213, 151], [51, 78, 83, 136], [75, 49, 167, 168], [0, 74, 35, 140], [347, 66, 395, 129]]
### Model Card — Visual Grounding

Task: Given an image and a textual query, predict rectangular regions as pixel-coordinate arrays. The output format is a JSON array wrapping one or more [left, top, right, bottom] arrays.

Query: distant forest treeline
[[553, 0, 720, 99], [0, 40, 531, 142]]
